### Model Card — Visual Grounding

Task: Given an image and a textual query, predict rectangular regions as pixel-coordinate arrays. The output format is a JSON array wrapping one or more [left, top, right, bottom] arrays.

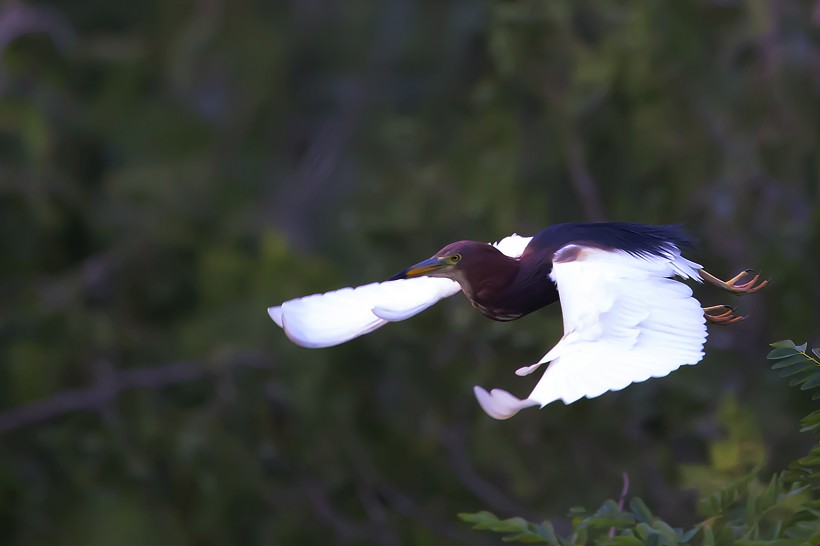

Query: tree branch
[[0, 355, 271, 434]]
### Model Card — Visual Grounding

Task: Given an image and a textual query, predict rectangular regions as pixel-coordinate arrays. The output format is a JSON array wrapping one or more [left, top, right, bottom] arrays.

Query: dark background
[[1, 1, 819, 544]]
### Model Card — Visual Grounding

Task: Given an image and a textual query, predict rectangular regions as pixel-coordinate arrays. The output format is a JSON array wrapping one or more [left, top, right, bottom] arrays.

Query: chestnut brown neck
[[459, 247, 558, 322]]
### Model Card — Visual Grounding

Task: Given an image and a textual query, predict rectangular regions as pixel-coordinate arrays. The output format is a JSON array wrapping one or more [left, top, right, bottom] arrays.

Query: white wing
[[270, 233, 533, 349], [474, 244, 706, 420], [268, 277, 460, 348]]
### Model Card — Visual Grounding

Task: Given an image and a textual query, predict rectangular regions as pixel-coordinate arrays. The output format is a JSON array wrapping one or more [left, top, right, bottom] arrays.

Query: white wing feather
[[474, 245, 706, 419], [268, 277, 460, 348]]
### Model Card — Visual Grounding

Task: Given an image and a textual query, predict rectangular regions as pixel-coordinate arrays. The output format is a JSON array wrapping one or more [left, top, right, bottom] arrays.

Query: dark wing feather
[[526, 222, 696, 260]]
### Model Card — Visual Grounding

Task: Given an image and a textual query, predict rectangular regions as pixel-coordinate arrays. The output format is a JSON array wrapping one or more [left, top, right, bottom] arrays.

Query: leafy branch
[[459, 340, 820, 545]]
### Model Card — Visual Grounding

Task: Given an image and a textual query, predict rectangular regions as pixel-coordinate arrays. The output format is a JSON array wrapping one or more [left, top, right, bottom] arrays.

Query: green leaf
[[575, 528, 589, 545], [703, 526, 716, 546], [478, 516, 528, 533], [611, 537, 644, 546], [755, 473, 779, 512], [745, 488, 758, 520], [771, 354, 812, 369], [734, 538, 803, 546], [801, 373, 820, 391], [797, 342, 809, 352], [778, 364, 815, 378], [636, 523, 652, 540], [593, 499, 625, 517], [801, 408, 820, 424], [499, 522, 560, 545], [583, 516, 635, 529], [768, 347, 801, 360], [651, 519, 679, 544], [533, 522, 559, 545], [798, 451, 820, 466], [459, 512, 557, 543], [700, 495, 719, 517], [459, 511, 538, 538], [458, 511, 499, 525], [813, 348, 820, 360], [789, 371, 818, 387], [502, 532, 550, 543], [630, 497, 654, 523], [698, 469, 758, 516], [770, 340, 797, 350], [679, 528, 699, 543]]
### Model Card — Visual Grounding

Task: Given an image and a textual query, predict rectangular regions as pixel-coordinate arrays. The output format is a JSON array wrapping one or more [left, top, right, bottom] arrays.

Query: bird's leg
[[703, 304, 745, 325], [699, 269, 769, 295]]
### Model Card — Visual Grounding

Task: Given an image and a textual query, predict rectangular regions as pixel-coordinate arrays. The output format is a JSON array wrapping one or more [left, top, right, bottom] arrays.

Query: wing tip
[[473, 386, 539, 420], [266, 306, 328, 348], [267, 306, 284, 327]]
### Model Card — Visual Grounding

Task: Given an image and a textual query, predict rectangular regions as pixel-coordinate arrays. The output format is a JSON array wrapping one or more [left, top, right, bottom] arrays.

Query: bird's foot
[[703, 304, 745, 325], [700, 269, 769, 295]]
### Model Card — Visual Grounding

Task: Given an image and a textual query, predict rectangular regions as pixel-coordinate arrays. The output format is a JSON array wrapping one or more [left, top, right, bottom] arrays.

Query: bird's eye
[[450, 254, 462, 264]]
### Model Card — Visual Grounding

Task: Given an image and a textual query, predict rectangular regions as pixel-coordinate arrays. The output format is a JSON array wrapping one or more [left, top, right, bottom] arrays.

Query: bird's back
[[525, 222, 695, 259]]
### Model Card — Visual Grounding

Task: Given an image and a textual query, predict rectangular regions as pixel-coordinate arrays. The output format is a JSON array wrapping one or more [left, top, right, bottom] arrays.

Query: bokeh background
[[1, 1, 819, 544]]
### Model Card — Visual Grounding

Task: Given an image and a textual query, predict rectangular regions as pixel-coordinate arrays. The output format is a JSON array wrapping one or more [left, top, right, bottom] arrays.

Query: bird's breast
[[470, 300, 524, 322], [467, 267, 559, 322]]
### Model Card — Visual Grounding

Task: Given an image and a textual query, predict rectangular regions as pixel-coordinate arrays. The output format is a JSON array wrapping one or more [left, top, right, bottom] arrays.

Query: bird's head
[[387, 240, 505, 285]]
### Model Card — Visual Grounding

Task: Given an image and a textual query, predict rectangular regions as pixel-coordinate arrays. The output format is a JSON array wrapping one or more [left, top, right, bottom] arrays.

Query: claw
[[700, 269, 769, 296], [703, 304, 745, 325], [703, 304, 734, 318], [724, 269, 750, 284]]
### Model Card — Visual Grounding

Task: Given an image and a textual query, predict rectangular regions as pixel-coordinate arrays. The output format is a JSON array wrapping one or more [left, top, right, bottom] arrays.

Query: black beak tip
[[387, 270, 408, 281]]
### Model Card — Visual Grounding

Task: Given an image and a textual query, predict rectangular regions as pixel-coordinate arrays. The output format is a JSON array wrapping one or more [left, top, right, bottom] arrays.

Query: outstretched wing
[[268, 277, 461, 348], [269, 233, 534, 348], [474, 244, 706, 420]]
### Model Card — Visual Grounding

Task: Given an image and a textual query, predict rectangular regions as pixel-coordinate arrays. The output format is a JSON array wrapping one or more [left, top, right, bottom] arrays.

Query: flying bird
[[268, 222, 767, 419]]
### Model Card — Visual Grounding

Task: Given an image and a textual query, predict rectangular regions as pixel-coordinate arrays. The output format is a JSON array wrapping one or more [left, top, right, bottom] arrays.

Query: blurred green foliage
[[0, 1, 819, 544]]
